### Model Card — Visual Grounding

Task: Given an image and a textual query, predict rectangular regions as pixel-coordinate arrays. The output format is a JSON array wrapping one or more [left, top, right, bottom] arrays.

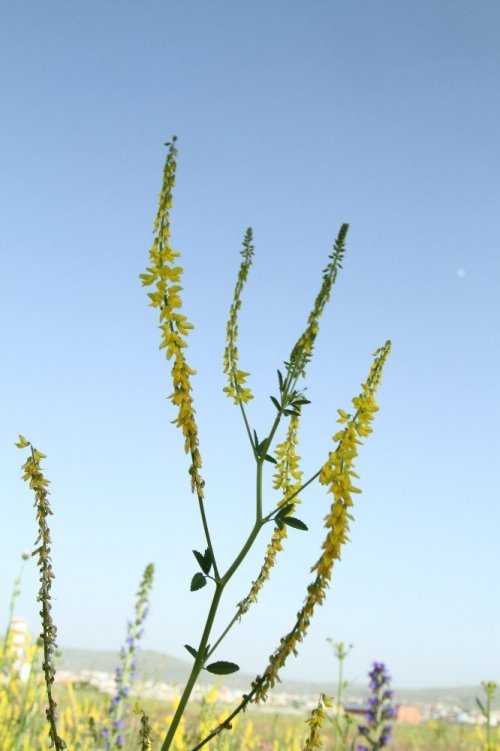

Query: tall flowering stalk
[[191, 346, 390, 751], [223, 227, 255, 408], [134, 703, 155, 751], [356, 662, 397, 750], [16, 436, 66, 751], [103, 563, 155, 749], [140, 136, 203, 501], [302, 693, 333, 751], [140, 141, 391, 751], [476, 681, 498, 751]]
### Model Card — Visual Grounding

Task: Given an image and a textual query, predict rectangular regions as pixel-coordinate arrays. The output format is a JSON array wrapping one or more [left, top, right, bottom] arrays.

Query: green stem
[[161, 584, 224, 751], [162, 514, 264, 750], [238, 401, 257, 459], [197, 495, 220, 581]]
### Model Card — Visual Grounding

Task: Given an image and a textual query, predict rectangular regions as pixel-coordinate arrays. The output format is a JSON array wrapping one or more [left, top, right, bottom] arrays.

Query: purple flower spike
[[103, 563, 155, 750], [357, 661, 396, 749]]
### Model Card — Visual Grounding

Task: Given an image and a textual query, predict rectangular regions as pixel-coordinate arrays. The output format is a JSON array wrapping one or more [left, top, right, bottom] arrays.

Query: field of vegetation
[[1, 632, 499, 751]]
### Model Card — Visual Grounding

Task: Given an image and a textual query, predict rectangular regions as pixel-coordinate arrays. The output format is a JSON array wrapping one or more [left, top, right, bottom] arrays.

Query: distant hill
[[58, 646, 487, 710]]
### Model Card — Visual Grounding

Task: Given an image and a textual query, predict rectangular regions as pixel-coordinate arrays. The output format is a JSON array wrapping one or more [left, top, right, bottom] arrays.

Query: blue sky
[[1, 1, 499, 689]]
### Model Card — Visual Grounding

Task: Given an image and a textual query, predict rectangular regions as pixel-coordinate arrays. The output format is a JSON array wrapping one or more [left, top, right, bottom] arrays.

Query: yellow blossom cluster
[[252, 341, 391, 702], [238, 416, 303, 616], [223, 228, 255, 405], [302, 694, 332, 751], [140, 138, 204, 498]]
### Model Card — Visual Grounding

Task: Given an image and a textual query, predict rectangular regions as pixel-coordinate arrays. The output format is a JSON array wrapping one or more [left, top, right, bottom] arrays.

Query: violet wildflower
[[103, 563, 154, 749], [356, 662, 396, 750]]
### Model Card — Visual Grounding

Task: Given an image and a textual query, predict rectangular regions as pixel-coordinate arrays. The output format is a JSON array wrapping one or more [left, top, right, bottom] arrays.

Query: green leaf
[[193, 549, 212, 575], [184, 644, 198, 659], [277, 370, 284, 391], [205, 661, 240, 675], [476, 698, 486, 716], [202, 547, 213, 575], [270, 395, 281, 411], [257, 438, 268, 455], [193, 549, 206, 569], [190, 573, 207, 591], [283, 409, 300, 417], [253, 430, 259, 447], [276, 520, 284, 531], [264, 454, 277, 464], [275, 503, 294, 519], [283, 517, 308, 531]]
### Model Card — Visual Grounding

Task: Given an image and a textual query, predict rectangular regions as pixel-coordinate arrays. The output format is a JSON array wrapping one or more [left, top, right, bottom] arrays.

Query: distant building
[[344, 704, 421, 724], [398, 705, 421, 724], [7, 616, 31, 681]]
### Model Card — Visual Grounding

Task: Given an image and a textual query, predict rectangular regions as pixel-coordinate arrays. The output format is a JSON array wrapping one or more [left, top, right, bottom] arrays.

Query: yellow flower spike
[[142, 138, 205, 499], [251, 343, 390, 705], [223, 228, 255, 405], [302, 694, 332, 751]]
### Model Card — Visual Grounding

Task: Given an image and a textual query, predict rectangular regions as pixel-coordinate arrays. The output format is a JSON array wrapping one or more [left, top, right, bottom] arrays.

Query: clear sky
[[1, 1, 499, 690]]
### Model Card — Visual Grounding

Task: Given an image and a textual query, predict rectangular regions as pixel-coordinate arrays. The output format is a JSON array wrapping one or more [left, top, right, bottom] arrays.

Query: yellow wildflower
[[252, 341, 391, 702], [302, 694, 333, 751], [239, 415, 302, 614], [141, 138, 204, 498]]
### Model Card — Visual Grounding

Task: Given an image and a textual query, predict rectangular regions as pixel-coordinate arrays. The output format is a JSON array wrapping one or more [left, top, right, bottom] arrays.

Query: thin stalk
[[207, 467, 322, 658], [190, 680, 262, 751], [256, 461, 264, 521], [238, 401, 257, 459], [196, 494, 220, 581]]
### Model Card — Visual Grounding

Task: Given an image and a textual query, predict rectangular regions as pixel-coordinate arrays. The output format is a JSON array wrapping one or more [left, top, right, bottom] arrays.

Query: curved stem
[[190, 680, 263, 751]]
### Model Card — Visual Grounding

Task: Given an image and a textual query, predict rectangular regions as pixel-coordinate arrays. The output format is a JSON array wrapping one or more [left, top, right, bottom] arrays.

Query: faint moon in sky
[[456, 268, 466, 278]]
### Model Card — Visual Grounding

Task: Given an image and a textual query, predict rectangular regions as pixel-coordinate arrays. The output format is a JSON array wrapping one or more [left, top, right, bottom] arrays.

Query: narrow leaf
[[270, 395, 281, 411], [193, 549, 211, 575], [275, 503, 294, 519], [257, 438, 268, 454], [283, 517, 308, 531], [277, 370, 284, 391], [193, 550, 206, 570], [184, 644, 198, 659], [202, 547, 213, 575], [264, 454, 277, 464], [206, 661, 240, 675], [476, 698, 486, 716], [190, 573, 207, 591]]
